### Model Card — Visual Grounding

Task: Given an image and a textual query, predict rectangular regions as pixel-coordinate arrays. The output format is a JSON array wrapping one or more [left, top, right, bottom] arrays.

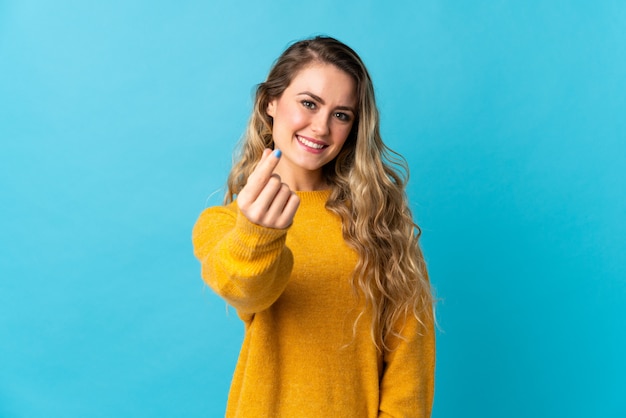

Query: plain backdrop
[[1, 1, 625, 417]]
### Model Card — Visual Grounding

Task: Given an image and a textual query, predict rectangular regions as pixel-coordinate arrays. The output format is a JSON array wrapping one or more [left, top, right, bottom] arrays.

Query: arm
[[192, 204, 294, 316], [378, 312, 436, 418], [192, 149, 300, 318]]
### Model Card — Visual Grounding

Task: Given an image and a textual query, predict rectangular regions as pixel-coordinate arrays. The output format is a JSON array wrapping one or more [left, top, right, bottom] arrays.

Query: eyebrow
[[298, 91, 356, 114]]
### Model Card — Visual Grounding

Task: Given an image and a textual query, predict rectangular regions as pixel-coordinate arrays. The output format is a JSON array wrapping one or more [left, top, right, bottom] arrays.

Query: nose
[[310, 111, 330, 137]]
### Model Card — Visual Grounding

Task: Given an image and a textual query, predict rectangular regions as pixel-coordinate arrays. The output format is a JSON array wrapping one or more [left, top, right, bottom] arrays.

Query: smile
[[296, 135, 327, 150]]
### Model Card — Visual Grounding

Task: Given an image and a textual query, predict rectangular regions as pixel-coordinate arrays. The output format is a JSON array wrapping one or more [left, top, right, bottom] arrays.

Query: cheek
[[334, 123, 354, 146], [276, 103, 307, 127]]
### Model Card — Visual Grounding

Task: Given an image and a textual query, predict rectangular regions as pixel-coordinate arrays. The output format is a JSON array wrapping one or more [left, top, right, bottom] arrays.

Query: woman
[[192, 36, 435, 417]]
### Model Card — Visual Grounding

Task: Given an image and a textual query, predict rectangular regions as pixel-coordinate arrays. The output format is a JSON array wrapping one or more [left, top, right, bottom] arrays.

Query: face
[[266, 63, 357, 190]]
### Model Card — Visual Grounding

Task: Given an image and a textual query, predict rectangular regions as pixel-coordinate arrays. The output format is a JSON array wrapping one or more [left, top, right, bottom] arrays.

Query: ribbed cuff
[[231, 211, 288, 253]]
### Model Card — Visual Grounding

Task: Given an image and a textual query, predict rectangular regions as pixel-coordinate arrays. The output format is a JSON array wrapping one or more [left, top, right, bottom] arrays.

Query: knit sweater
[[192, 190, 435, 417]]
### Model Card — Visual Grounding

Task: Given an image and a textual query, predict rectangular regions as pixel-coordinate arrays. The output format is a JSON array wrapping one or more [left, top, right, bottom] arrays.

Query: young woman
[[192, 36, 435, 417]]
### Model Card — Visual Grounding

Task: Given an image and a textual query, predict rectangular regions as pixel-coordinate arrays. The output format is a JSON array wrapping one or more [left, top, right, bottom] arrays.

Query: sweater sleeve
[[191, 204, 294, 319], [378, 312, 436, 418]]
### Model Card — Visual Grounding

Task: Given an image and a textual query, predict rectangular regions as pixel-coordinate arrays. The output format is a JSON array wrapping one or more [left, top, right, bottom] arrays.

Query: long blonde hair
[[225, 36, 433, 351]]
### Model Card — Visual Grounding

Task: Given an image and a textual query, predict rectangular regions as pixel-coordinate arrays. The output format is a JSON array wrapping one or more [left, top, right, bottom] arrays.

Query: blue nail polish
[[274, 149, 282, 158]]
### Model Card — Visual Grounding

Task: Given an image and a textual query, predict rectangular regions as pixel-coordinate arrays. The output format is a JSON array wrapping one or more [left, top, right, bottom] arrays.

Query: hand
[[237, 149, 300, 229]]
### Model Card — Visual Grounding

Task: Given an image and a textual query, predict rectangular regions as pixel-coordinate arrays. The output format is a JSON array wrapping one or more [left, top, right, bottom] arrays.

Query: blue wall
[[1, 1, 624, 417]]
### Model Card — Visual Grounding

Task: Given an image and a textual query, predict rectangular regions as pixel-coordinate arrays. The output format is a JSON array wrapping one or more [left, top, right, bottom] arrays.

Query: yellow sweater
[[192, 190, 435, 417]]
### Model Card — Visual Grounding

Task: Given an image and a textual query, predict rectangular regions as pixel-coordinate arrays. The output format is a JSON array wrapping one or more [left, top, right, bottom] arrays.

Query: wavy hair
[[225, 36, 433, 351]]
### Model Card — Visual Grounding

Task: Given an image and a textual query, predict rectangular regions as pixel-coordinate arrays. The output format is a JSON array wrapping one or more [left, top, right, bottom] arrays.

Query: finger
[[255, 148, 282, 181], [252, 174, 284, 214], [238, 176, 282, 225], [264, 183, 293, 222], [257, 148, 272, 165], [275, 192, 300, 229], [244, 149, 283, 198], [236, 149, 275, 208]]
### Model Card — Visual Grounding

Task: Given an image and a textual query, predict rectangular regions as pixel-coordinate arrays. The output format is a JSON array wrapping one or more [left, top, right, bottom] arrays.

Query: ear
[[266, 99, 277, 117]]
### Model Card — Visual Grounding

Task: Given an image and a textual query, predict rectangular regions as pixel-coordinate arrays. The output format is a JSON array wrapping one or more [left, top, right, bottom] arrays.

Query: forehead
[[286, 63, 357, 107]]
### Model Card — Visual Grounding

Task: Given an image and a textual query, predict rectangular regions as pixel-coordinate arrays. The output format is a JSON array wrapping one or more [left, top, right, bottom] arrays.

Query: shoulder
[[192, 202, 239, 236], [197, 201, 238, 219]]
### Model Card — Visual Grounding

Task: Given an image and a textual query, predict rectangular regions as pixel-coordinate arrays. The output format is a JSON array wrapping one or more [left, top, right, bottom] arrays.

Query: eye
[[334, 112, 351, 122], [301, 100, 316, 109]]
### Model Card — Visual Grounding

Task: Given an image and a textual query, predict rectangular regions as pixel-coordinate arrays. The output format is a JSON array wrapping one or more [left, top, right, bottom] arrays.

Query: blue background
[[1, 1, 625, 417]]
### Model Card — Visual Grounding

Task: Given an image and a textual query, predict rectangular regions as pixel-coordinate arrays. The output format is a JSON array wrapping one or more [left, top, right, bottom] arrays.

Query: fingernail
[[273, 149, 282, 158]]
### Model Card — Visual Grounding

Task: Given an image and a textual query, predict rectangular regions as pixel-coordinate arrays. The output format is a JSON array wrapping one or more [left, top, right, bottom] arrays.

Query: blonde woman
[[192, 36, 435, 417]]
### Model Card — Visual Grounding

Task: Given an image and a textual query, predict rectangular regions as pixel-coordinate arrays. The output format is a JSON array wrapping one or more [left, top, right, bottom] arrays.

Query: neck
[[274, 165, 329, 192]]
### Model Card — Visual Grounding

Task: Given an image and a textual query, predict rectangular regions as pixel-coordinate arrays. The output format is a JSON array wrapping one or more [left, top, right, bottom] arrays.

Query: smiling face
[[266, 63, 357, 191]]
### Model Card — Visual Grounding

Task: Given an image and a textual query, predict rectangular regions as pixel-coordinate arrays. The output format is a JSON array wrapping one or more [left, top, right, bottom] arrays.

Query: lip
[[296, 135, 328, 154]]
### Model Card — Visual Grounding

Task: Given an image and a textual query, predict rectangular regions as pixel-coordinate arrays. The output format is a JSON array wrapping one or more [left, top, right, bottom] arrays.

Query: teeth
[[297, 136, 325, 149]]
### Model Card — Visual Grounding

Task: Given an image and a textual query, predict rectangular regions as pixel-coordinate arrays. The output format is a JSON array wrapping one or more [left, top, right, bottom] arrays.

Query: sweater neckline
[[294, 189, 332, 204]]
